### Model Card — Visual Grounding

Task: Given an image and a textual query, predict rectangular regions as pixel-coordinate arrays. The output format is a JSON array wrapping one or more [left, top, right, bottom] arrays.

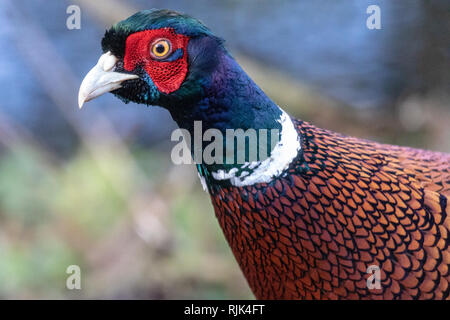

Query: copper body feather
[[209, 120, 450, 299]]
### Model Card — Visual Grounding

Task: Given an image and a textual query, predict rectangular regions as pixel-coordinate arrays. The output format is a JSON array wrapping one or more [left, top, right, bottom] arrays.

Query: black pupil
[[156, 43, 166, 54]]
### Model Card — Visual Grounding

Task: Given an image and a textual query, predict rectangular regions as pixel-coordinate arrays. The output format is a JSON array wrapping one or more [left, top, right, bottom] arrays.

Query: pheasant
[[78, 9, 450, 299]]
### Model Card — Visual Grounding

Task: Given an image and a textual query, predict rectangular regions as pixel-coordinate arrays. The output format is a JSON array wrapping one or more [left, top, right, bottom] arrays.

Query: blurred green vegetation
[[0, 0, 448, 300], [0, 144, 253, 299]]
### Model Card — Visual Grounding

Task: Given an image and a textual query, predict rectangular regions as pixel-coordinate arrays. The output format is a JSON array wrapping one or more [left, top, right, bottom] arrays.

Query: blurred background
[[0, 0, 448, 299]]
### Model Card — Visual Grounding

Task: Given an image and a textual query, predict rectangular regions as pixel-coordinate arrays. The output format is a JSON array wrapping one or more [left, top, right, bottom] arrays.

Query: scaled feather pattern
[[81, 9, 450, 300], [209, 121, 450, 299]]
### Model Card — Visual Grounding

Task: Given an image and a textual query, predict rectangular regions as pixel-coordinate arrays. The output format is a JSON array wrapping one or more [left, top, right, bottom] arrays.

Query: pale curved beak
[[78, 51, 138, 109]]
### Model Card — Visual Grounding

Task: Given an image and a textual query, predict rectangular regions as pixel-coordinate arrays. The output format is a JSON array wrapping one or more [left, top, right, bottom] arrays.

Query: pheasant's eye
[[150, 39, 172, 59]]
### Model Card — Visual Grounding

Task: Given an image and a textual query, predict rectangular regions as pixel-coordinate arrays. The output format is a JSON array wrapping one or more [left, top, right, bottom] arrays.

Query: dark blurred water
[[134, 0, 449, 107], [1, 0, 448, 155]]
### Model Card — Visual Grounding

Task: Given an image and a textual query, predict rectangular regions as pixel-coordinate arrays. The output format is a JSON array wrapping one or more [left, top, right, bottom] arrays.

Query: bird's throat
[[168, 51, 301, 187]]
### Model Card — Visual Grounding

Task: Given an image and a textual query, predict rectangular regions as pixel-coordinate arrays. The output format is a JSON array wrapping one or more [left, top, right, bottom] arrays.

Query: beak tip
[[78, 93, 86, 109]]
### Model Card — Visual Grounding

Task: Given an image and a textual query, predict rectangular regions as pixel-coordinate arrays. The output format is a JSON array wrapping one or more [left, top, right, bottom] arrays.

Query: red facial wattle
[[123, 28, 189, 94]]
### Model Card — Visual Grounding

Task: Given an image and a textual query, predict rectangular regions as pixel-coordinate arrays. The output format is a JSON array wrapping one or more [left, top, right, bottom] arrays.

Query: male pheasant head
[[79, 9, 224, 110], [79, 9, 301, 187]]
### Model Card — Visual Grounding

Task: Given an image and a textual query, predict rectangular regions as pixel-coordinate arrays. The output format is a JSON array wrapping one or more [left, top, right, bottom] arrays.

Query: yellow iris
[[151, 39, 171, 59]]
